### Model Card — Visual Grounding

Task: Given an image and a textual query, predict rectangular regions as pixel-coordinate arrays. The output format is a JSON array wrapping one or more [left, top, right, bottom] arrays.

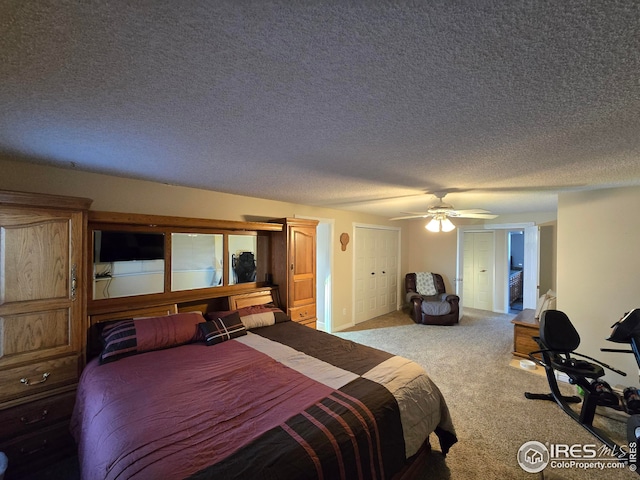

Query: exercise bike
[[525, 308, 640, 469]]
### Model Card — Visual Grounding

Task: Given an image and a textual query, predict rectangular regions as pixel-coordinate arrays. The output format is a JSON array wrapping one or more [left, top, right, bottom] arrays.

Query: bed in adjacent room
[[71, 292, 457, 480]]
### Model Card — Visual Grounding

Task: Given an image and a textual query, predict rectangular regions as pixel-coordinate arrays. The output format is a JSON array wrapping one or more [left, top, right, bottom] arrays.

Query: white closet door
[[354, 227, 399, 324]]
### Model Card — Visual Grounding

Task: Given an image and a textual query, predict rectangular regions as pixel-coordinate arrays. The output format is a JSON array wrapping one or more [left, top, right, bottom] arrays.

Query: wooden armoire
[[0, 190, 91, 477], [270, 218, 318, 329]]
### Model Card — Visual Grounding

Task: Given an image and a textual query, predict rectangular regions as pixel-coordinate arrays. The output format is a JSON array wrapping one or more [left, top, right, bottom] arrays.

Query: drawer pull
[[20, 372, 50, 386], [20, 439, 48, 456], [20, 409, 49, 425]]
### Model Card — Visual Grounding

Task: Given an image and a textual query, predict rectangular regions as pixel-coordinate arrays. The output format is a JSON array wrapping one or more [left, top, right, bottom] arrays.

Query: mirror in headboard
[[229, 234, 258, 285], [88, 211, 282, 309], [93, 229, 166, 299], [171, 233, 223, 291]]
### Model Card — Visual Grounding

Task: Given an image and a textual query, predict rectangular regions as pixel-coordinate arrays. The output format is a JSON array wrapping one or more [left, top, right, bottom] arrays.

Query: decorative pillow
[[100, 312, 204, 364], [535, 289, 557, 319], [206, 304, 288, 329], [199, 311, 246, 346]]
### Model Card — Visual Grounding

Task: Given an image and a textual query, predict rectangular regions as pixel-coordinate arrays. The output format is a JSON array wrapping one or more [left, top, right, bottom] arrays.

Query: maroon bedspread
[[71, 321, 456, 480]]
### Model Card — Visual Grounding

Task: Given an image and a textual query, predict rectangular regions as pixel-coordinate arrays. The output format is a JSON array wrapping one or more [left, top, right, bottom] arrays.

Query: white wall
[[558, 186, 640, 387], [538, 223, 557, 295]]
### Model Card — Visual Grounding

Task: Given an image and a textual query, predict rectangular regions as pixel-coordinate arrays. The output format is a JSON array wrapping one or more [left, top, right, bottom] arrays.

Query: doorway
[[315, 221, 333, 332], [457, 223, 542, 314], [508, 230, 524, 313]]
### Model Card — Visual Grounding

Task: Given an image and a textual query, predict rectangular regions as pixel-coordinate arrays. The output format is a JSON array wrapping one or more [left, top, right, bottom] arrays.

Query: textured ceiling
[[1, 0, 639, 218]]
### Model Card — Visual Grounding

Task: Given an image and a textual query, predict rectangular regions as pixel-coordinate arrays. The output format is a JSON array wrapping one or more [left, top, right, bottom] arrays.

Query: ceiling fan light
[[426, 218, 441, 232], [441, 218, 456, 232]]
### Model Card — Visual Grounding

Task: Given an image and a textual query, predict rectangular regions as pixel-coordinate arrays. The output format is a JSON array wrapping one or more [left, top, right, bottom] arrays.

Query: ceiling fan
[[390, 192, 498, 232]]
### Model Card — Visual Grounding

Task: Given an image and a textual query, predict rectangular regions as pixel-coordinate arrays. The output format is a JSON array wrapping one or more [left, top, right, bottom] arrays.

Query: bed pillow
[[100, 312, 204, 364], [206, 304, 288, 329], [199, 311, 246, 346]]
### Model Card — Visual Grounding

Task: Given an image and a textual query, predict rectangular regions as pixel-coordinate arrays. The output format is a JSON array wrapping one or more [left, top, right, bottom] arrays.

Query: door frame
[[522, 225, 540, 310], [351, 223, 402, 327], [456, 222, 537, 315]]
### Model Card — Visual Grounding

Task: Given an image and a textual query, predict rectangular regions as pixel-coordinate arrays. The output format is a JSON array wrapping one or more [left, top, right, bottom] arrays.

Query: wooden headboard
[[228, 290, 275, 309], [86, 289, 277, 362], [86, 288, 277, 361]]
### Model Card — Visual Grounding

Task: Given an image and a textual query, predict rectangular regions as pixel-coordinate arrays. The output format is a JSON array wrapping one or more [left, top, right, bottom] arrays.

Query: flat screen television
[[95, 231, 165, 263]]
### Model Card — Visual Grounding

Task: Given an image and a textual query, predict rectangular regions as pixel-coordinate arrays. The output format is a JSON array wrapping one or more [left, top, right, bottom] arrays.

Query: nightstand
[[511, 309, 540, 359]]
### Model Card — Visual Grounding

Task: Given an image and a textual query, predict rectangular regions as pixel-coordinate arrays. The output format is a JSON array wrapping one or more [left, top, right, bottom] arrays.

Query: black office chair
[[525, 310, 627, 453]]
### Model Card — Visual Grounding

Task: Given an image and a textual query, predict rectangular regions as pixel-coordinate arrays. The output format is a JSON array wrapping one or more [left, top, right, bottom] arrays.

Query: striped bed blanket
[[72, 320, 456, 480]]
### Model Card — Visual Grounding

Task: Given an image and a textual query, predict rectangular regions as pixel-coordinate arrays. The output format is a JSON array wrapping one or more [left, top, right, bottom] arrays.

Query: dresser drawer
[[0, 422, 75, 476], [289, 304, 316, 327], [0, 356, 79, 404], [0, 390, 76, 441]]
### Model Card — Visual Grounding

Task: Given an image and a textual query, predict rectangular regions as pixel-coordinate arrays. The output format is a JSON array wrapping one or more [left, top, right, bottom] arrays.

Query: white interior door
[[377, 229, 399, 312], [354, 226, 399, 324], [462, 234, 474, 306], [462, 232, 495, 310]]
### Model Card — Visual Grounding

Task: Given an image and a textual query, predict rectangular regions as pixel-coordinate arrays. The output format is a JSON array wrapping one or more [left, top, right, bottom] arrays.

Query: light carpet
[[336, 308, 636, 480]]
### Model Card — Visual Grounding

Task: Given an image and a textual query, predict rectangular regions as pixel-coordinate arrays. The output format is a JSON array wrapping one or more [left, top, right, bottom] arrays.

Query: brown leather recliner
[[405, 273, 460, 325]]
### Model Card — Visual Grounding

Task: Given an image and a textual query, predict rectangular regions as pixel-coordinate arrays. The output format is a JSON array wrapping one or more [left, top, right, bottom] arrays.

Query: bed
[[71, 292, 457, 480]]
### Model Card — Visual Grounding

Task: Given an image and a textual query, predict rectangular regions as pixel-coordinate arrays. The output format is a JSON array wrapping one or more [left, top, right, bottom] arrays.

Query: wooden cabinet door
[[0, 207, 84, 370], [288, 225, 316, 309]]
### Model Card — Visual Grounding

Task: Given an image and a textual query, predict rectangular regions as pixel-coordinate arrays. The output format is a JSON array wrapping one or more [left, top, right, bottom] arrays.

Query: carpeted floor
[[337, 308, 637, 479]]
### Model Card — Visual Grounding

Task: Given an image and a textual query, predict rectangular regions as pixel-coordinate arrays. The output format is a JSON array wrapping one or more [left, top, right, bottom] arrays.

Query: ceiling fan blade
[[455, 213, 499, 219], [389, 213, 432, 220], [450, 208, 492, 215]]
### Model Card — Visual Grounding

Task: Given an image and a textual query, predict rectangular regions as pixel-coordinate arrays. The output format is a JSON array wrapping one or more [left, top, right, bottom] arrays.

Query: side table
[[511, 309, 540, 359]]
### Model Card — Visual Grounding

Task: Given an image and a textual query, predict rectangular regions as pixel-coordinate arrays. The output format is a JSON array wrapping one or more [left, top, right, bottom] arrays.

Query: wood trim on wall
[[89, 211, 283, 232], [0, 189, 92, 210]]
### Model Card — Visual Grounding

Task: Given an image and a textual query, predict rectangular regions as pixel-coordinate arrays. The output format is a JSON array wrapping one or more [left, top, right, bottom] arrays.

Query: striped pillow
[[206, 304, 288, 330], [99, 312, 204, 364], [198, 312, 246, 346]]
